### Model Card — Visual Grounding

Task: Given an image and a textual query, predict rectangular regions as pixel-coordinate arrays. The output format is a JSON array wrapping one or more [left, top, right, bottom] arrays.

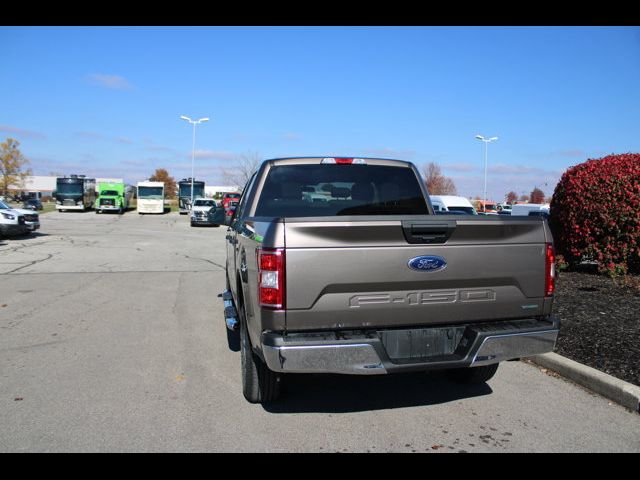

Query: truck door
[[226, 174, 257, 298]]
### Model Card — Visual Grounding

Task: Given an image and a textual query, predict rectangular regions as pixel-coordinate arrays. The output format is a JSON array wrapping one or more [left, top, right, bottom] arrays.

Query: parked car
[[224, 205, 237, 225], [223, 156, 559, 403], [430, 195, 477, 215], [0, 200, 31, 237], [529, 210, 550, 219], [497, 203, 512, 215], [475, 200, 499, 214], [22, 198, 44, 211], [222, 192, 242, 209], [435, 209, 470, 215], [511, 203, 550, 217], [190, 198, 225, 227]]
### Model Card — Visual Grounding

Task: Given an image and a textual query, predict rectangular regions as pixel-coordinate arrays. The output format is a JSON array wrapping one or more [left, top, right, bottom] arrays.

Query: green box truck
[[95, 182, 132, 214]]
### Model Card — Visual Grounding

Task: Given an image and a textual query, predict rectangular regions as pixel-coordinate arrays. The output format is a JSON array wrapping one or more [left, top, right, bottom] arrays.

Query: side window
[[234, 173, 258, 221]]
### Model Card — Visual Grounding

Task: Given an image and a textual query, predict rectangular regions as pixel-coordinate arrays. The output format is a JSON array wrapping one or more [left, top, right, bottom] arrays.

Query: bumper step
[[222, 290, 238, 331], [261, 317, 561, 375]]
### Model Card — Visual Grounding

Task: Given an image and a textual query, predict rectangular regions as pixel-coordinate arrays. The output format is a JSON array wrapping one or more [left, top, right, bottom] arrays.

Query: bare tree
[[422, 162, 457, 195], [221, 151, 262, 190], [530, 187, 545, 204], [505, 191, 518, 204]]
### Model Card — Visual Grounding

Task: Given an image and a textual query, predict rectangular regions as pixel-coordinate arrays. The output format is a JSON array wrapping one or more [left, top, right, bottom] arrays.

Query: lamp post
[[475, 134, 498, 211], [180, 115, 210, 209]]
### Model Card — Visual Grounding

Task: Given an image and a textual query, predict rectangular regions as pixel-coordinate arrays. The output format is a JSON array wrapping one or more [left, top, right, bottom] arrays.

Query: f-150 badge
[[408, 255, 447, 272]]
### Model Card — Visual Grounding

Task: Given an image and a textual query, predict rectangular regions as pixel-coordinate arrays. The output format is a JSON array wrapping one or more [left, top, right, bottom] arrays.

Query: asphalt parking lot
[[1, 211, 639, 452]]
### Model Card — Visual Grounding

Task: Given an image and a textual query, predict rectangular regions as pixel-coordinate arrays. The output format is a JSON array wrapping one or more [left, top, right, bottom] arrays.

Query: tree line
[[423, 161, 548, 203]]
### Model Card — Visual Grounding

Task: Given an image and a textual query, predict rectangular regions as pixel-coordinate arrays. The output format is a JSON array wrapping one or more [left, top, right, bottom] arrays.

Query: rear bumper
[[191, 217, 216, 225], [56, 204, 85, 210], [261, 317, 560, 375]]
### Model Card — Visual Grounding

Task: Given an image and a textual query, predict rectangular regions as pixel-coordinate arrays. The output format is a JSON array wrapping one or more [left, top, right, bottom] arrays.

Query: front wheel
[[240, 310, 281, 404], [447, 363, 499, 384]]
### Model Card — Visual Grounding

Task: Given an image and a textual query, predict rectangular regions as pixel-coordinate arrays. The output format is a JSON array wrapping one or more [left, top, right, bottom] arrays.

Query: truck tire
[[239, 306, 281, 404], [447, 363, 499, 384]]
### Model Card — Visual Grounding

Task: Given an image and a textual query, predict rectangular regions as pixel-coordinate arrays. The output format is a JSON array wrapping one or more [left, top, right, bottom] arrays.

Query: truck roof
[[429, 195, 474, 207], [137, 181, 164, 187], [263, 157, 414, 168]]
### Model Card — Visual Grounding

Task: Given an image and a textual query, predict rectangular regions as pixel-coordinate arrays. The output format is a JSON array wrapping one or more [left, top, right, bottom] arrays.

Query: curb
[[529, 352, 640, 413]]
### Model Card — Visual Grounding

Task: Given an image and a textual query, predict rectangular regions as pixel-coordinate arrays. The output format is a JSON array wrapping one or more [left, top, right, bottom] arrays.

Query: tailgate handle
[[402, 221, 456, 244]]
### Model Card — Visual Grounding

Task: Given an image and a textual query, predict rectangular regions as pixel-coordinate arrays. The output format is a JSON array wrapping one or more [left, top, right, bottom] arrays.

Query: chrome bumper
[[56, 205, 84, 210], [471, 329, 558, 366], [261, 318, 560, 375], [263, 343, 387, 375]]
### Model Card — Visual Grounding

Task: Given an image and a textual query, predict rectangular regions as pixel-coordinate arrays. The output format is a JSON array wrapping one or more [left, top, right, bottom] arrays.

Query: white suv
[[190, 198, 224, 227], [0, 200, 30, 237]]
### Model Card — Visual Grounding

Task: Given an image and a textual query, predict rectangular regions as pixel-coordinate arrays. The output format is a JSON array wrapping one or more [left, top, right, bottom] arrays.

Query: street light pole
[[180, 115, 210, 209], [475, 134, 498, 211]]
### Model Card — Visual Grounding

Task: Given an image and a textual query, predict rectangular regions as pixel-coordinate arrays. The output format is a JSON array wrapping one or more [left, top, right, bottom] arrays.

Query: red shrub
[[549, 153, 640, 275]]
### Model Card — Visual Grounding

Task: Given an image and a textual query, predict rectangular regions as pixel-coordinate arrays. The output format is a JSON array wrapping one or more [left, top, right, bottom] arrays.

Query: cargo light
[[545, 243, 555, 297], [258, 248, 285, 309], [321, 157, 367, 165]]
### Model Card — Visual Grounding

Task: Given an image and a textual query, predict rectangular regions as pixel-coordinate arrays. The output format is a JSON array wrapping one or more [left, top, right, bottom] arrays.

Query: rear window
[[254, 164, 429, 217]]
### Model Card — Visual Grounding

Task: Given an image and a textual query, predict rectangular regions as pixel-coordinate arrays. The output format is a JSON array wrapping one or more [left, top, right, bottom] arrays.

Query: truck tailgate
[[284, 216, 551, 331]]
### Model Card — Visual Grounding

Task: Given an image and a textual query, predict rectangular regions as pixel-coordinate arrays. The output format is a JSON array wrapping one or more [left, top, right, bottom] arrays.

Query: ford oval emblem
[[408, 255, 447, 272]]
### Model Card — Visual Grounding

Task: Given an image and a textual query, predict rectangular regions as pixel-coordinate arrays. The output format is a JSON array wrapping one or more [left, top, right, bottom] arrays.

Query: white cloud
[[192, 150, 238, 161], [442, 162, 476, 173], [282, 132, 300, 141], [86, 73, 134, 91], [0, 125, 46, 140]]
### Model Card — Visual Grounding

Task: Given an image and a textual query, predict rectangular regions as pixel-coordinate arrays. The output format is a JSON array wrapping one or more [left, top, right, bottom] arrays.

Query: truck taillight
[[545, 243, 555, 297], [321, 157, 367, 165], [258, 248, 285, 309]]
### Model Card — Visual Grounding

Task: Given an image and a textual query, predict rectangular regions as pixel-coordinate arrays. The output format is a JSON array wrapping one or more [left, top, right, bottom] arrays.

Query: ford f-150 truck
[[223, 157, 559, 403]]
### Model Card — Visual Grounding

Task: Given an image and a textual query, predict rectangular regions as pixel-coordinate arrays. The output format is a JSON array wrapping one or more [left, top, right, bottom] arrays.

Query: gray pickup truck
[[224, 157, 560, 403]]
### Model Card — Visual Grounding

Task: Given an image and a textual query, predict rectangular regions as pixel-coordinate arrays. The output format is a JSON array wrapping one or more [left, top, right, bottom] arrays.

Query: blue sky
[[1, 26, 639, 201]]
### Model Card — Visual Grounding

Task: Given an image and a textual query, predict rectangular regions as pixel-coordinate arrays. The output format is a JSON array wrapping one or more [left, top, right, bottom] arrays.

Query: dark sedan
[[22, 198, 43, 211]]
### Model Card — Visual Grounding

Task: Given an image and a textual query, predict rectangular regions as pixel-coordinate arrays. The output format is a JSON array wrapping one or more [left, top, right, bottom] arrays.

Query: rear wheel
[[447, 363, 499, 384], [239, 305, 281, 404]]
